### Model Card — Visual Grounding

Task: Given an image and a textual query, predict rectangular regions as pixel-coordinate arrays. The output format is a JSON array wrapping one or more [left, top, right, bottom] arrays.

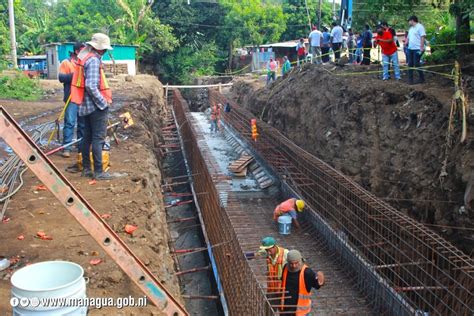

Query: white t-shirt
[[308, 30, 322, 47], [407, 23, 426, 50], [330, 26, 343, 43]]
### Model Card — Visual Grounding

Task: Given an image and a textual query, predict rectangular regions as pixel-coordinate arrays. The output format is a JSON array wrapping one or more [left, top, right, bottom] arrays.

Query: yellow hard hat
[[296, 200, 305, 212]]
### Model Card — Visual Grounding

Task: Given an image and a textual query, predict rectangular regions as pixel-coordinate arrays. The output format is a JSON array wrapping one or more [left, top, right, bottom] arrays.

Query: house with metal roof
[[44, 42, 137, 79]]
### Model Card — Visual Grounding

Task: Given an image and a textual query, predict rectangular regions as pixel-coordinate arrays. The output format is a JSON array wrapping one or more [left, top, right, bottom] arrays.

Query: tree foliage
[[352, 0, 453, 31], [281, 0, 333, 41], [161, 42, 222, 84], [221, 0, 287, 46]]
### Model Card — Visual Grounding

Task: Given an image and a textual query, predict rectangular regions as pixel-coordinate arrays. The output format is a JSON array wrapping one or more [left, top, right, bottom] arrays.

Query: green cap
[[260, 236, 276, 250]]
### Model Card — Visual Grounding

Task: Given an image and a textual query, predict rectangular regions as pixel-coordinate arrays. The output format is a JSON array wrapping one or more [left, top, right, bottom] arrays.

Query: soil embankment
[[229, 63, 473, 253], [0, 75, 182, 315]]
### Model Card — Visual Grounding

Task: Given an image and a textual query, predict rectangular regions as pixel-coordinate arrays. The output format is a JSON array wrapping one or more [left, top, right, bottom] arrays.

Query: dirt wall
[[229, 64, 473, 253]]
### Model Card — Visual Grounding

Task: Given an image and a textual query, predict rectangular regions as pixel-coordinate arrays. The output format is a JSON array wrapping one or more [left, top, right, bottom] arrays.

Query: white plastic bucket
[[278, 215, 292, 235], [11, 261, 87, 315]]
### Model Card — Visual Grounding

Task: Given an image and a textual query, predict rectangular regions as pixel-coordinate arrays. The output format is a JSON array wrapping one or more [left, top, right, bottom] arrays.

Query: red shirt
[[375, 30, 397, 56]]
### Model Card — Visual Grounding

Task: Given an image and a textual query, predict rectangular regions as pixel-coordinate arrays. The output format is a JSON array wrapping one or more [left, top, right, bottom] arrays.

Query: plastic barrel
[[278, 215, 292, 235], [11, 261, 87, 315]]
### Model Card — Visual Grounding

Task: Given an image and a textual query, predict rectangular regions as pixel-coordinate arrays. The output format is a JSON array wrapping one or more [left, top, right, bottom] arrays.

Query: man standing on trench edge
[[406, 15, 426, 85], [58, 42, 85, 159], [70, 33, 114, 180], [279, 250, 325, 315]]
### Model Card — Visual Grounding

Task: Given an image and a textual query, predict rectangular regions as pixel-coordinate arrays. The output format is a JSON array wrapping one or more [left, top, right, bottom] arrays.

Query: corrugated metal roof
[[251, 39, 309, 48], [18, 55, 46, 60]]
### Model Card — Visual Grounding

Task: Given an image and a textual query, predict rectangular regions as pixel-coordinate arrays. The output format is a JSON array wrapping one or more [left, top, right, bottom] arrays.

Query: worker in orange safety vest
[[280, 250, 325, 315], [210, 103, 221, 133], [273, 198, 305, 229], [70, 48, 112, 106], [59, 42, 85, 158], [258, 236, 289, 294], [70, 33, 114, 181]]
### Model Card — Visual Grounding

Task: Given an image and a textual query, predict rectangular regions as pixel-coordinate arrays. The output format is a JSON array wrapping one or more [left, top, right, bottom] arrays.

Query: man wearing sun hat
[[273, 198, 305, 229], [71, 33, 113, 180], [258, 236, 289, 294]]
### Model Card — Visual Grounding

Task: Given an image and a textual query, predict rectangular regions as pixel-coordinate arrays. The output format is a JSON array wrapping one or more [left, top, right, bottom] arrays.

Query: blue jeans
[[355, 48, 362, 63], [63, 102, 84, 152], [332, 42, 342, 60], [210, 119, 218, 133], [266, 71, 276, 85], [81, 107, 108, 173], [321, 46, 330, 63], [382, 52, 401, 80], [407, 49, 424, 82]]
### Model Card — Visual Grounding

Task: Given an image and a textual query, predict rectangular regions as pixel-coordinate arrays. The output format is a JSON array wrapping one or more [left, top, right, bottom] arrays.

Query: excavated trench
[[118, 81, 222, 314], [226, 65, 473, 255], [175, 79, 473, 315]]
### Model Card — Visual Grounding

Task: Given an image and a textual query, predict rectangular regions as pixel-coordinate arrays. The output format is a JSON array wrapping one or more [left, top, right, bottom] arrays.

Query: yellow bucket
[[77, 151, 110, 171]]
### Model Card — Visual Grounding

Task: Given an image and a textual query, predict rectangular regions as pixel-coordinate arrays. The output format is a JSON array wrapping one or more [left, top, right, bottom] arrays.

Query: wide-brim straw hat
[[87, 33, 113, 51]]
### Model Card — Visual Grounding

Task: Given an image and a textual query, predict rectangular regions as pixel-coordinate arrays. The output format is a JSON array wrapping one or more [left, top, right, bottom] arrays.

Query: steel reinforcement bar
[[209, 89, 473, 315], [172, 90, 274, 315]]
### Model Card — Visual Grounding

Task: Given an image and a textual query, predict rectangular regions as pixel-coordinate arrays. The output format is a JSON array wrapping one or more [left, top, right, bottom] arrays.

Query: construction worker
[[280, 250, 325, 315], [210, 103, 221, 133], [259, 236, 289, 294], [71, 33, 113, 180], [58, 42, 84, 158], [266, 58, 277, 85], [273, 198, 305, 229]]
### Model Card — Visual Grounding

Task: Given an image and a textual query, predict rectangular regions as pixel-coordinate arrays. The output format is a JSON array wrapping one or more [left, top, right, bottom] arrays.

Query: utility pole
[[304, 0, 312, 31], [318, 0, 322, 29], [8, 0, 18, 68]]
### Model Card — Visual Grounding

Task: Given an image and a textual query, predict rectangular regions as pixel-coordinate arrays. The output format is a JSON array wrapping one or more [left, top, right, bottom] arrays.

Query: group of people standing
[[268, 15, 427, 86]]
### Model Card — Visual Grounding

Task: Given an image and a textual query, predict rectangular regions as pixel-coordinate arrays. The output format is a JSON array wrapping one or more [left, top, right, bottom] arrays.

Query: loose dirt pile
[[229, 63, 473, 254], [0, 75, 182, 315]]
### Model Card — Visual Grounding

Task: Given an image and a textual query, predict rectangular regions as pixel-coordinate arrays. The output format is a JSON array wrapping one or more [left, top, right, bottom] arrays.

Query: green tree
[[351, 0, 452, 31], [221, 0, 287, 69], [15, 0, 52, 55], [45, 0, 112, 43], [112, 0, 178, 57], [450, 0, 473, 55], [161, 42, 222, 84], [45, 0, 177, 59], [281, 0, 333, 41], [151, 0, 228, 82], [0, 2, 10, 64]]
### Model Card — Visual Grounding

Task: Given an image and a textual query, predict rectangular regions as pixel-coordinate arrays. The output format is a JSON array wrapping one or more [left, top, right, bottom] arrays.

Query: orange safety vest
[[59, 58, 76, 75], [281, 265, 312, 315], [273, 198, 296, 220], [267, 246, 285, 292], [70, 52, 112, 105], [210, 105, 220, 120]]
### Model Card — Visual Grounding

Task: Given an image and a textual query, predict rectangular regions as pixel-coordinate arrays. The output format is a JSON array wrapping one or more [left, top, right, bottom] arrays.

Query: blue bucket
[[278, 215, 292, 235]]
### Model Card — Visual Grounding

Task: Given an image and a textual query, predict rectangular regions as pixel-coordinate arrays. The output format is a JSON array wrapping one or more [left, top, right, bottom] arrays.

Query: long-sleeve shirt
[[78, 53, 109, 117]]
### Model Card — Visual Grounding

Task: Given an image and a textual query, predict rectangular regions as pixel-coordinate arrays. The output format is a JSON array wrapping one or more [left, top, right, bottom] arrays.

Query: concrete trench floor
[[187, 111, 374, 315]]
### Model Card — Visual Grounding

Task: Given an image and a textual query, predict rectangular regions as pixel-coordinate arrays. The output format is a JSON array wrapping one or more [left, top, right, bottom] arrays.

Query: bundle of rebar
[[0, 123, 52, 219]]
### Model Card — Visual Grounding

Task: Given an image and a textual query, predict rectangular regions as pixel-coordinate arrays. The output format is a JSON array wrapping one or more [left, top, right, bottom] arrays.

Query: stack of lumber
[[228, 154, 254, 177]]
